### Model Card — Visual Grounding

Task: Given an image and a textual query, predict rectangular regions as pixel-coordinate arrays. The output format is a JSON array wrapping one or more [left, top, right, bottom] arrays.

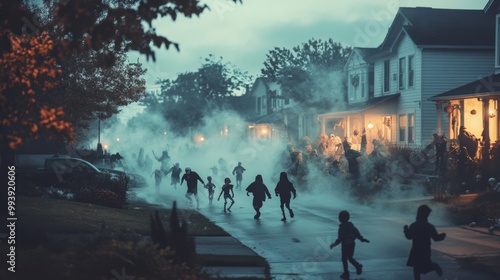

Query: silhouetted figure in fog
[[218, 177, 235, 213], [232, 162, 246, 190], [218, 157, 229, 178], [180, 167, 204, 209], [153, 150, 170, 172], [151, 169, 163, 194], [330, 210, 369, 279], [165, 163, 182, 190], [288, 145, 303, 176], [404, 204, 446, 280], [342, 137, 352, 151], [360, 128, 367, 155], [457, 146, 473, 189], [274, 172, 297, 221], [344, 148, 361, 177], [137, 148, 145, 169], [246, 174, 272, 220], [204, 176, 216, 205], [432, 133, 447, 176], [152, 149, 170, 187]]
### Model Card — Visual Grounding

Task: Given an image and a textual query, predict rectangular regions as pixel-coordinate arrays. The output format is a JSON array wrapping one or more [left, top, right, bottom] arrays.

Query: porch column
[[496, 98, 500, 141], [482, 98, 490, 168], [321, 116, 326, 134], [436, 102, 442, 135], [459, 99, 465, 133]]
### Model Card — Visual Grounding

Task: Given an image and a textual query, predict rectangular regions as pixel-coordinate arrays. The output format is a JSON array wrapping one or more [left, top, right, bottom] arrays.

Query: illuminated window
[[399, 115, 407, 142]]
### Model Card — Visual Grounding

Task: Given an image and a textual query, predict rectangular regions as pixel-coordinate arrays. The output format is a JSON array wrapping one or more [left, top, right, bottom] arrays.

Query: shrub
[[11, 239, 210, 280], [69, 172, 129, 208], [446, 191, 500, 226], [150, 201, 197, 267]]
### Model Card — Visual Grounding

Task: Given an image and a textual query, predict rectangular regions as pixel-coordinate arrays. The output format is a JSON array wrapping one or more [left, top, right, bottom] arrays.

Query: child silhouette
[[404, 204, 446, 280], [330, 210, 369, 279]]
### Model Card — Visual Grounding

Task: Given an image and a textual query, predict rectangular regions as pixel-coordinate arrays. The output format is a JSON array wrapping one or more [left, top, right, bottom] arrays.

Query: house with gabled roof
[[244, 77, 295, 140], [429, 0, 500, 162], [320, 6, 496, 154]]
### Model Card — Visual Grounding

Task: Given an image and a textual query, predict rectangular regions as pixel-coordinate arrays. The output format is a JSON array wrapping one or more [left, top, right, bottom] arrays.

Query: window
[[361, 72, 365, 98], [272, 97, 277, 108], [256, 97, 261, 114], [399, 115, 407, 142], [285, 98, 290, 105], [408, 55, 414, 87], [408, 114, 415, 143], [399, 58, 406, 89], [384, 60, 390, 92]]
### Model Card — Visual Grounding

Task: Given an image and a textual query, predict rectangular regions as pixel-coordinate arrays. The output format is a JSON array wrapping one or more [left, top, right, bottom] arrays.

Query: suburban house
[[245, 77, 319, 141], [429, 0, 500, 161], [320, 6, 496, 154]]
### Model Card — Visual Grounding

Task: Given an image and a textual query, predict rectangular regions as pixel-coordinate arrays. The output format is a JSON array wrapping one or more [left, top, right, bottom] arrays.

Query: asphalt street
[[139, 184, 500, 280]]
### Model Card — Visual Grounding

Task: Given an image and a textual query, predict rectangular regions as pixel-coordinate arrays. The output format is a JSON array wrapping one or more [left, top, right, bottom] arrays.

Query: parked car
[[43, 157, 122, 187], [98, 168, 147, 189]]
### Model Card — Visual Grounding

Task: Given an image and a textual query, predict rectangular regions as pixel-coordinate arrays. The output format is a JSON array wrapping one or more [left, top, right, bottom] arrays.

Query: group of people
[[205, 170, 297, 221], [330, 204, 446, 280], [150, 154, 297, 221]]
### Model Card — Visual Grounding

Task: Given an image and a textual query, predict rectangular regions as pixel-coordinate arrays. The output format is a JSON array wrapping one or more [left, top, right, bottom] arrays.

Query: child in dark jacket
[[330, 210, 369, 279], [404, 204, 446, 280]]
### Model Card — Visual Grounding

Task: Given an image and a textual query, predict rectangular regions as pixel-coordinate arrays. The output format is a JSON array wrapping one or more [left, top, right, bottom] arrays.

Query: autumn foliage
[[0, 31, 74, 149]]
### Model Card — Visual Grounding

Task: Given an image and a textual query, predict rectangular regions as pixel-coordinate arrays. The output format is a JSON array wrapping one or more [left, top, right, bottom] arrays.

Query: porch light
[[116, 137, 120, 142], [163, 131, 167, 135], [470, 109, 477, 115], [489, 110, 496, 118], [261, 129, 268, 134], [367, 122, 374, 129]]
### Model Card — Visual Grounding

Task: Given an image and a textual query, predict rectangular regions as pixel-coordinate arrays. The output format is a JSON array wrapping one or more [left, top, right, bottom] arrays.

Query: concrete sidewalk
[[194, 236, 270, 279]]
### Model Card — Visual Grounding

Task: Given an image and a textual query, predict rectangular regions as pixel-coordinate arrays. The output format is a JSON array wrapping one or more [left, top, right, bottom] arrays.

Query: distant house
[[429, 0, 500, 160], [320, 7, 496, 154], [244, 78, 294, 141]]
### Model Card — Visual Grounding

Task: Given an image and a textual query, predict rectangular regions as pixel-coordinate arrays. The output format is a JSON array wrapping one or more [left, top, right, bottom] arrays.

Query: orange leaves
[[0, 32, 62, 94], [39, 106, 74, 136], [0, 32, 72, 150]]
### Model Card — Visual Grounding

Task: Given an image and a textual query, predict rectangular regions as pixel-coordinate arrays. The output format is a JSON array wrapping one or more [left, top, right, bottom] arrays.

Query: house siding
[[346, 51, 371, 104], [395, 34, 423, 145], [421, 49, 494, 142], [252, 81, 267, 117], [373, 55, 400, 97]]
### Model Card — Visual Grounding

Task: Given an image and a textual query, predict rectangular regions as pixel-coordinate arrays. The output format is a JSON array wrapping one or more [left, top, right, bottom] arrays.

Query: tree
[[1, 0, 241, 148], [0, 0, 241, 211], [261, 38, 351, 110], [48, 50, 147, 129], [157, 55, 252, 134]]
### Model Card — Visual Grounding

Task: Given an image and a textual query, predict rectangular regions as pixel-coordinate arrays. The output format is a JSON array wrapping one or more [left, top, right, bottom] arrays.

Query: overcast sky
[[131, 0, 490, 86]]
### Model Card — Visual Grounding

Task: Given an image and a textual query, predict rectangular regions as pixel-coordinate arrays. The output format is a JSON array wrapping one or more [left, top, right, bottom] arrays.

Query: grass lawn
[[15, 195, 228, 236], [2, 195, 270, 279]]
